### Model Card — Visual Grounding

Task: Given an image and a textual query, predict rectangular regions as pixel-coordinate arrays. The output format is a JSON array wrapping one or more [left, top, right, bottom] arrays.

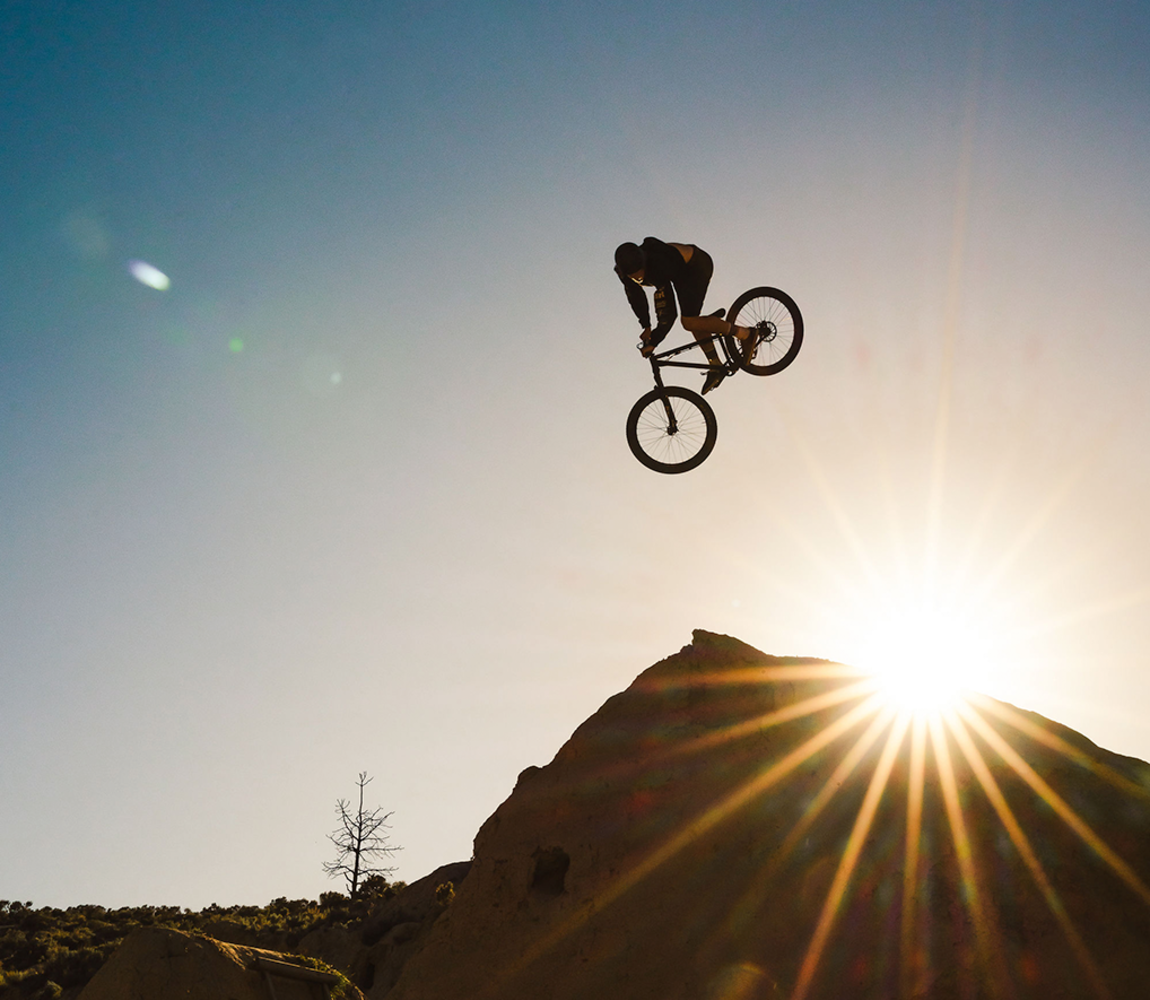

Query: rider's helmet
[[614, 242, 644, 277]]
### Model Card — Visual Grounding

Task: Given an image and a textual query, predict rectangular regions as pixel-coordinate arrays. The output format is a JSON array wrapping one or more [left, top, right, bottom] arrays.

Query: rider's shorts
[[675, 247, 714, 318]]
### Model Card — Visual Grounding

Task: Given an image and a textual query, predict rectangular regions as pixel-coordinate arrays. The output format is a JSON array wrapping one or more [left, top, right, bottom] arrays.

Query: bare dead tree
[[322, 772, 399, 899]]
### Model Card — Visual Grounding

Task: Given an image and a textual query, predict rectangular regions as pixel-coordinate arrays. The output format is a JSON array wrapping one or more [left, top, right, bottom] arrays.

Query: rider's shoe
[[701, 366, 726, 395], [741, 327, 759, 363]]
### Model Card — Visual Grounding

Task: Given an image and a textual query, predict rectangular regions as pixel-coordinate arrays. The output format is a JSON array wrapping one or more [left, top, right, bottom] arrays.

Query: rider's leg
[[676, 250, 725, 366], [680, 313, 730, 395], [676, 250, 748, 384], [682, 314, 752, 364], [683, 314, 753, 339], [681, 314, 727, 365]]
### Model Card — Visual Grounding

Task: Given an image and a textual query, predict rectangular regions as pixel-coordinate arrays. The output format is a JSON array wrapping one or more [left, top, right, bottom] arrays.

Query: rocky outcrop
[[70, 865, 468, 1000], [297, 861, 471, 997], [77, 925, 357, 1000], [384, 630, 1150, 1000]]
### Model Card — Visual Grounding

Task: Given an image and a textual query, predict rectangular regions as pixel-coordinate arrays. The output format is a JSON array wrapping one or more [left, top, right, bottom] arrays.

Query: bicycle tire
[[724, 286, 803, 376], [626, 385, 718, 474]]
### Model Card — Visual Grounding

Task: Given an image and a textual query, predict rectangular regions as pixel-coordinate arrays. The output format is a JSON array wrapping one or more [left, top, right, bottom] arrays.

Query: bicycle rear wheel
[[724, 287, 803, 376], [626, 386, 717, 474]]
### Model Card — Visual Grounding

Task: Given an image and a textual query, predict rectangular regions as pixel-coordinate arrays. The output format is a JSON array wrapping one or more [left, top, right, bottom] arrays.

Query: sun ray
[[1010, 586, 1150, 643], [707, 476, 875, 620], [967, 692, 1150, 801], [651, 676, 879, 763], [899, 714, 928, 1000], [727, 422, 877, 608], [792, 711, 910, 1000], [947, 432, 1030, 599], [478, 694, 887, 998], [968, 456, 1093, 608], [531, 672, 879, 808], [775, 704, 896, 861], [637, 664, 868, 690], [925, 48, 978, 593], [610, 692, 885, 901], [956, 702, 1150, 906], [884, 483, 919, 602], [941, 404, 1123, 636], [770, 399, 888, 593], [584, 692, 886, 908], [928, 711, 1012, 998], [725, 703, 899, 934], [970, 516, 1107, 613], [946, 709, 1112, 999]]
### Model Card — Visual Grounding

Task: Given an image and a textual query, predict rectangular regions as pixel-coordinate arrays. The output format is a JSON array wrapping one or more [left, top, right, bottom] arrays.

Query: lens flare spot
[[229, 338, 245, 353], [127, 259, 170, 290], [706, 962, 767, 1000], [300, 353, 343, 396]]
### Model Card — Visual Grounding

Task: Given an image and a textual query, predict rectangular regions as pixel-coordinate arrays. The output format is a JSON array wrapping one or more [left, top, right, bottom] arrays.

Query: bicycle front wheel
[[724, 287, 803, 376], [626, 386, 717, 474]]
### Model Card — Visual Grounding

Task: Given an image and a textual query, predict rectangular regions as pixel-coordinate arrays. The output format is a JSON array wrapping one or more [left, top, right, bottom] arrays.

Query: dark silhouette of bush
[[0, 886, 402, 999]]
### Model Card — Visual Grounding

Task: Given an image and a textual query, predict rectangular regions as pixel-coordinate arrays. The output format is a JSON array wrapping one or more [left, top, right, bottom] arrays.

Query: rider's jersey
[[615, 237, 712, 338]]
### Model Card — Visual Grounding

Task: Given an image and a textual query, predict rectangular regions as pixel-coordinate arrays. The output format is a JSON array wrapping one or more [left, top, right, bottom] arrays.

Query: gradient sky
[[3, 0, 1150, 908]]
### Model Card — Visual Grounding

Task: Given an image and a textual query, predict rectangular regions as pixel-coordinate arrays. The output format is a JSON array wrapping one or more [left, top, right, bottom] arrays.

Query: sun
[[845, 592, 1001, 716]]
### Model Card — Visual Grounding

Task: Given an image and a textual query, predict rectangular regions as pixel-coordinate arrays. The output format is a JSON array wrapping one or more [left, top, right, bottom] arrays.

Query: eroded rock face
[[385, 630, 1150, 1000], [77, 925, 357, 1000], [296, 860, 471, 997]]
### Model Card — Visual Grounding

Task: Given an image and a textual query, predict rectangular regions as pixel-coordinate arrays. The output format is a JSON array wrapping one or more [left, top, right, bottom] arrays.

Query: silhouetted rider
[[614, 238, 751, 395]]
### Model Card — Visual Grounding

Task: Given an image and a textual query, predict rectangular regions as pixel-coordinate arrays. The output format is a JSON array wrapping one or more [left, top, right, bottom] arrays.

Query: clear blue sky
[[3, 0, 1150, 907]]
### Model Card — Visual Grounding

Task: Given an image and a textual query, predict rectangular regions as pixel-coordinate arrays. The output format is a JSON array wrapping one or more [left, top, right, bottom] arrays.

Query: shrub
[[0, 886, 414, 998]]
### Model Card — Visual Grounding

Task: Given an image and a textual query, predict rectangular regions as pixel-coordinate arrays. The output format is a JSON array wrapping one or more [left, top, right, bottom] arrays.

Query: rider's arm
[[651, 284, 678, 339], [617, 268, 651, 328]]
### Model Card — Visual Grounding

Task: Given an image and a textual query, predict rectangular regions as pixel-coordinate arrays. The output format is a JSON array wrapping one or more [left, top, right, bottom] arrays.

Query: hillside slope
[[385, 630, 1150, 1000]]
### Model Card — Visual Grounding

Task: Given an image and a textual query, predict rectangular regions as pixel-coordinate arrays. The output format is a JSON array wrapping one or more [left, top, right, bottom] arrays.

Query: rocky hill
[[35, 629, 1150, 999], [384, 630, 1150, 1000]]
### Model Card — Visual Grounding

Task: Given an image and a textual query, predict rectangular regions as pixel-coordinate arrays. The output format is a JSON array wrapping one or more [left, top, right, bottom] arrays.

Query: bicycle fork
[[649, 361, 681, 436]]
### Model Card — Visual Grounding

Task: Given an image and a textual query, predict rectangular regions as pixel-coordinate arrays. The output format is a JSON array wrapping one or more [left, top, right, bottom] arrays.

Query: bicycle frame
[[640, 332, 738, 435], [626, 287, 802, 474], [644, 332, 740, 392]]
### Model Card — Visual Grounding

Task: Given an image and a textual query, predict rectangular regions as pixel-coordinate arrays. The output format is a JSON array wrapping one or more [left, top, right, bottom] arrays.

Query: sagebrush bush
[[0, 882, 402, 1000]]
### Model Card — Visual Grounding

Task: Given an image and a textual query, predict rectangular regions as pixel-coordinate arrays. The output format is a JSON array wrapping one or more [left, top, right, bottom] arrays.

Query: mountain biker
[[614, 238, 752, 395]]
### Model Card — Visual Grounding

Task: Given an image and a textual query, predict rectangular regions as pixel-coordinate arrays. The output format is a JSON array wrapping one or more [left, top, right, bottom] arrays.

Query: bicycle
[[626, 287, 803, 473]]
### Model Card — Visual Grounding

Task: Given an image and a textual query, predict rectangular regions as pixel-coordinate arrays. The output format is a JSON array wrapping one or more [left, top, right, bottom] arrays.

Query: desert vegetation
[[0, 878, 404, 999], [323, 772, 400, 899]]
